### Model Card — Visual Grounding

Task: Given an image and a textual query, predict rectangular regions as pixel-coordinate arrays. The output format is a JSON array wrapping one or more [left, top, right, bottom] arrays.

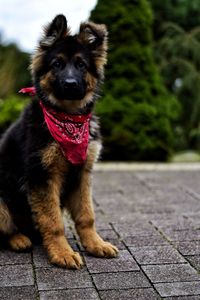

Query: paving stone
[[123, 234, 168, 247], [142, 263, 200, 283], [99, 288, 160, 300], [92, 271, 151, 290], [94, 171, 141, 193], [111, 212, 147, 223], [0, 250, 32, 265], [64, 223, 75, 239], [0, 264, 34, 287], [99, 200, 135, 214], [2, 169, 200, 298], [187, 214, 200, 227], [154, 281, 200, 297], [129, 245, 186, 265], [154, 189, 196, 204], [176, 203, 200, 214], [186, 255, 200, 271], [113, 222, 157, 237], [36, 267, 93, 290], [68, 239, 80, 251], [40, 288, 100, 300], [138, 203, 176, 215], [84, 250, 139, 273], [163, 296, 200, 300], [162, 229, 200, 241], [95, 221, 113, 230], [0, 286, 37, 300], [32, 246, 52, 268], [151, 217, 193, 231], [175, 241, 200, 255]]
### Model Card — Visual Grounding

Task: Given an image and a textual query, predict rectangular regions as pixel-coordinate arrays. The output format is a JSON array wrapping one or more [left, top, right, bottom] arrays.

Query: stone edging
[[94, 162, 200, 171]]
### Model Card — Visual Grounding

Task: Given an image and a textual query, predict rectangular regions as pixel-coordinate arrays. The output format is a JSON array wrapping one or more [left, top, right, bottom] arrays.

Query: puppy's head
[[31, 14, 107, 112]]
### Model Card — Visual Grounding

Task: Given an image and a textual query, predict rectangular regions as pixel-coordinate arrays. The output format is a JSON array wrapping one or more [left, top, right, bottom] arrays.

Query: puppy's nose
[[64, 78, 78, 89]]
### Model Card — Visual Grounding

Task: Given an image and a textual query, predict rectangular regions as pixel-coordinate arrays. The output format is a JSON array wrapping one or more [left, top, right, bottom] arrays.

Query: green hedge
[[0, 95, 28, 133], [91, 0, 180, 161]]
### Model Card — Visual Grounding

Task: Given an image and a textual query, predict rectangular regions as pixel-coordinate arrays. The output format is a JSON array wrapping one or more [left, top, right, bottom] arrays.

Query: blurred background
[[0, 0, 200, 162]]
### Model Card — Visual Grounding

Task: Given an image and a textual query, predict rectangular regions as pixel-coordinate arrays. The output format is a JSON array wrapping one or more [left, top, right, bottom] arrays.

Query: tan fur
[[32, 142, 66, 237], [78, 22, 108, 72], [85, 140, 102, 172], [40, 71, 96, 113], [28, 142, 83, 268], [47, 92, 93, 113], [35, 65, 98, 113], [40, 72, 55, 94], [29, 51, 44, 76], [60, 72, 97, 111], [41, 71, 98, 113], [66, 141, 118, 258], [31, 140, 117, 265], [24, 17, 117, 268], [56, 53, 67, 63], [8, 233, 32, 251], [30, 21, 107, 114], [41, 142, 67, 171], [42, 21, 71, 47], [0, 200, 16, 234], [86, 72, 98, 92]]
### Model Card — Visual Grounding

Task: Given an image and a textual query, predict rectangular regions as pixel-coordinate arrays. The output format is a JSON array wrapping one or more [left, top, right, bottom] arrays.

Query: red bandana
[[19, 87, 91, 164]]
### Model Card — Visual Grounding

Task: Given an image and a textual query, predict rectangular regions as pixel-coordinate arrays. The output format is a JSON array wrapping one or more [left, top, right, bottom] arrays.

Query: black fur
[[0, 14, 105, 238], [0, 98, 100, 236]]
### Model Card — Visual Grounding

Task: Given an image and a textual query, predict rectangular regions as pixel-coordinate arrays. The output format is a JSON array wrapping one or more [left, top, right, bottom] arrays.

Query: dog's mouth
[[53, 82, 87, 101], [62, 90, 86, 101]]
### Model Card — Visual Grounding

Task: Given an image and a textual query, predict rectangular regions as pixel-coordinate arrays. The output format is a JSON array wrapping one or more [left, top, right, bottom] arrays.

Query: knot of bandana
[[19, 87, 91, 164]]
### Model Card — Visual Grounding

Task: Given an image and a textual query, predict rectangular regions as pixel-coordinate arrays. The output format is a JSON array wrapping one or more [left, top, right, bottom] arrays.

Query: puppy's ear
[[78, 22, 108, 70], [40, 14, 70, 48], [78, 22, 108, 50]]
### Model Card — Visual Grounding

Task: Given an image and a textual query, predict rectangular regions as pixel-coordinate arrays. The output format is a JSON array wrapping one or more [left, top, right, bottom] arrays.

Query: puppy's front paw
[[85, 240, 119, 258], [48, 248, 83, 269]]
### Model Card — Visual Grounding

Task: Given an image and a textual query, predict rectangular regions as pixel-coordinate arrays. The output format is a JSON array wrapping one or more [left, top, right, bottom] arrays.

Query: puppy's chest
[[40, 139, 100, 199], [40, 142, 83, 199], [41, 142, 68, 174]]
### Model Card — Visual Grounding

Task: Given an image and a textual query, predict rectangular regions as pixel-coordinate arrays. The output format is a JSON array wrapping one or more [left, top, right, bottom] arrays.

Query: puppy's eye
[[77, 60, 86, 69], [52, 59, 63, 69]]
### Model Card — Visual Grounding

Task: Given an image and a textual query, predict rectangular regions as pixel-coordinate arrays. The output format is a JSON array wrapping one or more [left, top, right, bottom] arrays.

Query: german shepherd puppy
[[0, 15, 118, 268]]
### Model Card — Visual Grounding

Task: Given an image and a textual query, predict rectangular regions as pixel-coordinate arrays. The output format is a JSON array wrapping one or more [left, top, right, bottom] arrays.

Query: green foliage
[[0, 42, 31, 98], [150, 0, 200, 150], [91, 0, 179, 161], [150, 0, 200, 38], [0, 39, 31, 133], [0, 95, 29, 133]]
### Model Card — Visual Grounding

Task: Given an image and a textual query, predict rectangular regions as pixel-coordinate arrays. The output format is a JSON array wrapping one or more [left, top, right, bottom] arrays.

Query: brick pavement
[[1, 165, 200, 299]]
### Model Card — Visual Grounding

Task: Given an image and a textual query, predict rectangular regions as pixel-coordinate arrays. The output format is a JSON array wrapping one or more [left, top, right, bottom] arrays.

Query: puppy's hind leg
[[0, 198, 32, 251], [0, 198, 15, 235], [8, 233, 32, 251]]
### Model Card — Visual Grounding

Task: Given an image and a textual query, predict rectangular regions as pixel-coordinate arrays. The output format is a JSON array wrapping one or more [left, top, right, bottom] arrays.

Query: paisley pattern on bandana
[[19, 87, 91, 164], [40, 102, 91, 164]]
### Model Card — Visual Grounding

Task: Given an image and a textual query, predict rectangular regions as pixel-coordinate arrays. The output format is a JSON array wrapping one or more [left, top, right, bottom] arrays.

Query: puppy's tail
[[0, 198, 15, 235]]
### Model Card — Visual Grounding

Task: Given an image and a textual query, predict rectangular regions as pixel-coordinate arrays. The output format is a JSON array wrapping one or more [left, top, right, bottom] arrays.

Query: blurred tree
[[150, 0, 200, 39], [150, 0, 200, 150], [0, 41, 31, 98], [0, 39, 31, 133], [0, 94, 28, 134], [90, 0, 179, 161], [155, 23, 200, 149]]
